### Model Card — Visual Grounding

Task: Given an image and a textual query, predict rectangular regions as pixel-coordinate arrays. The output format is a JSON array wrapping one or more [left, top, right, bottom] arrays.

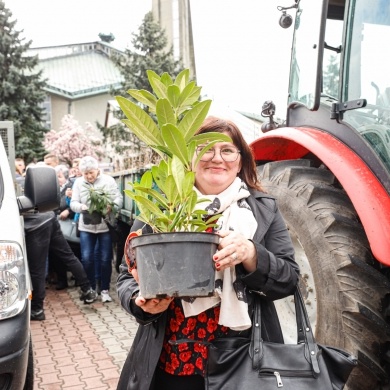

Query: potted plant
[[82, 185, 115, 225], [116, 69, 231, 298]]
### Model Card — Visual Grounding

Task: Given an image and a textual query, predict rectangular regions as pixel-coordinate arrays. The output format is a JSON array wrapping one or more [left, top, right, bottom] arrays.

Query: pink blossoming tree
[[43, 115, 105, 166]]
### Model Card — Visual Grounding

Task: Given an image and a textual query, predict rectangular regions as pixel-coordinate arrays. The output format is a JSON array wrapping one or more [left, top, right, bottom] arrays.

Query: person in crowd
[[116, 116, 299, 390], [69, 157, 82, 182], [15, 157, 26, 189], [55, 164, 75, 222], [15, 157, 25, 176], [25, 211, 98, 320], [70, 156, 123, 303], [51, 164, 79, 289], [22, 165, 98, 321], [44, 153, 59, 167]]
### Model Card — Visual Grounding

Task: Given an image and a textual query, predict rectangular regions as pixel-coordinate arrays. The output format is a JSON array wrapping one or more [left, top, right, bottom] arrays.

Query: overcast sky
[[8, 0, 293, 118]]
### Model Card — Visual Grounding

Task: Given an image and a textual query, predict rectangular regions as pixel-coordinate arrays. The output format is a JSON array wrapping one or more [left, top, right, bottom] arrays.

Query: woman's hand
[[59, 209, 70, 220], [213, 230, 257, 273], [131, 269, 173, 314]]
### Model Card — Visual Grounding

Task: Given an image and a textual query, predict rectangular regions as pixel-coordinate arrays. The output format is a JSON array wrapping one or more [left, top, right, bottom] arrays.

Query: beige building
[[30, 39, 123, 132]]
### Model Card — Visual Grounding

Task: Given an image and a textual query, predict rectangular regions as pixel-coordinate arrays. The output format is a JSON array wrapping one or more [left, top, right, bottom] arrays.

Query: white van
[[0, 122, 59, 390]]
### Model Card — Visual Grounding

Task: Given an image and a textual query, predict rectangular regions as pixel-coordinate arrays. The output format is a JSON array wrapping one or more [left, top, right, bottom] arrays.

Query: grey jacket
[[116, 191, 299, 390]]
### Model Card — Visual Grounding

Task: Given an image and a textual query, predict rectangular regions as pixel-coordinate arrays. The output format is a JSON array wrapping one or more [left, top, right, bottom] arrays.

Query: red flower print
[[170, 318, 180, 332], [195, 357, 204, 371], [178, 343, 188, 352], [194, 343, 203, 353], [170, 354, 180, 370], [165, 363, 175, 375], [197, 328, 206, 339], [179, 351, 192, 363], [198, 312, 207, 323], [187, 318, 196, 331], [175, 307, 185, 323], [182, 363, 195, 375], [207, 318, 218, 333]]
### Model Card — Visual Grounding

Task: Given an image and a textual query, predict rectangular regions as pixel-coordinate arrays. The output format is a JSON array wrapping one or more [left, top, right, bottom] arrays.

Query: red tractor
[[251, 0, 390, 389]]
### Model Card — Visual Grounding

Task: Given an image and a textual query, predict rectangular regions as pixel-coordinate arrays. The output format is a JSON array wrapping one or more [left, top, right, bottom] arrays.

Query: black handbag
[[206, 287, 358, 389]]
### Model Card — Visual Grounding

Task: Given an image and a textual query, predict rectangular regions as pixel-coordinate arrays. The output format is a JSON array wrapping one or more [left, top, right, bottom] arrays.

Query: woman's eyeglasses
[[196, 146, 241, 162]]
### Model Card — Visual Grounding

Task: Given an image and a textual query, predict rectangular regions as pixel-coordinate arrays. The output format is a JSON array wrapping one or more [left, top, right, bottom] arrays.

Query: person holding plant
[[116, 116, 299, 390], [71, 156, 123, 303]]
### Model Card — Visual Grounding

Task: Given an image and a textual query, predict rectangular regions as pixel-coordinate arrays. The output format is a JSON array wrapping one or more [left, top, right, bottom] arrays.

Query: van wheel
[[257, 159, 390, 390]]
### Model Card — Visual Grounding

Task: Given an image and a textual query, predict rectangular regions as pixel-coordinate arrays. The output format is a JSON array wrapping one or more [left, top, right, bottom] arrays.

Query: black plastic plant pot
[[82, 210, 102, 225], [132, 232, 219, 299]]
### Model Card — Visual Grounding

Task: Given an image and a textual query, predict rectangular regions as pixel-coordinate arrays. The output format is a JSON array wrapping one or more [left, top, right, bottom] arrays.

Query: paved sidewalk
[[31, 272, 138, 390]]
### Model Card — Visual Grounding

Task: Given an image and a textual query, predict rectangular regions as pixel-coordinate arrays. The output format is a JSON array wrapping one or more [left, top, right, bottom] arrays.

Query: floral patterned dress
[[158, 299, 234, 377]]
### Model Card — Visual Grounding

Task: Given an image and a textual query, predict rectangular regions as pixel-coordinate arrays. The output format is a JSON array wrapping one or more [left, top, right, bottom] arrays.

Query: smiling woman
[[117, 114, 299, 390]]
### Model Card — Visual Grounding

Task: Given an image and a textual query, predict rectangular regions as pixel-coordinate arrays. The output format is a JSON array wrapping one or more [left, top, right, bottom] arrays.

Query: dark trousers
[[26, 217, 90, 311], [153, 368, 205, 390]]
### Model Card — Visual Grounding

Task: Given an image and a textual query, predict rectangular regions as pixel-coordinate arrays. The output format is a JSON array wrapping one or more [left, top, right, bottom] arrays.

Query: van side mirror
[[18, 166, 60, 213]]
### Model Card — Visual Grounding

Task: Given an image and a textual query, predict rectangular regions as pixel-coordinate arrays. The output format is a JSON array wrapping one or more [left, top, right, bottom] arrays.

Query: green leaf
[[127, 89, 157, 111], [171, 156, 186, 198], [161, 124, 189, 167], [133, 195, 166, 219], [174, 69, 190, 91], [116, 96, 162, 146], [154, 145, 173, 158], [167, 85, 180, 109], [182, 171, 195, 198], [139, 170, 153, 188], [185, 189, 197, 214], [177, 86, 202, 116], [187, 140, 196, 162], [160, 72, 173, 86], [164, 175, 178, 207], [132, 186, 169, 210], [147, 70, 168, 99], [156, 98, 176, 128], [178, 100, 212, 141], [206, 214, 222, 224], [151, 161, 168, 194], [177, 81, 196, 108], [192, 132, 232, 145]]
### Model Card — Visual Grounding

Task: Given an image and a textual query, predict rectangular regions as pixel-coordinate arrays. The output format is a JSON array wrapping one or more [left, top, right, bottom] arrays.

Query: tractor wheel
[[257, 159, 390, 390]]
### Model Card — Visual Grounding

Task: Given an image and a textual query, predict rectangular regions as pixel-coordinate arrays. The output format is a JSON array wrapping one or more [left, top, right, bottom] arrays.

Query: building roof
[[31, 42, 124, 99]]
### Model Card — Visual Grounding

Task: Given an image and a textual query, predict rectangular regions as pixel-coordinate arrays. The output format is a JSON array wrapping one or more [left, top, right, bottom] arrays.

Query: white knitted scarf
[[181, 177, 258, 331]]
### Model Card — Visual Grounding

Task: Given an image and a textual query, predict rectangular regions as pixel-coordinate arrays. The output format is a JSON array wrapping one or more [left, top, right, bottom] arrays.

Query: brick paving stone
[[54, 356, 74, 366], [31, 268, 138, 389], [59, 374, 84, 388], [82, 375, 105, 389], [57, 364, 80, 376]]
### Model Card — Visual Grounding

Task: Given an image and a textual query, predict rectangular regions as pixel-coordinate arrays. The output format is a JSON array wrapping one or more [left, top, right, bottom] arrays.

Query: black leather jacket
[[116, 191, 299, 390]]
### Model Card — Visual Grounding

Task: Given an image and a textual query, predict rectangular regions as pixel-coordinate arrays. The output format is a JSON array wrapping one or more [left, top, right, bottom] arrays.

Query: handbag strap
[[255, 287, 322, 376], [294, 287, 321, 376], [250, 293, 262, 370]]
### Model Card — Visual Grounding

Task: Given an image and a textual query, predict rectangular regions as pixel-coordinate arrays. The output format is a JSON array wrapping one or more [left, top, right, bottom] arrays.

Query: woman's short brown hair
[[195, 116, 263, 191]]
